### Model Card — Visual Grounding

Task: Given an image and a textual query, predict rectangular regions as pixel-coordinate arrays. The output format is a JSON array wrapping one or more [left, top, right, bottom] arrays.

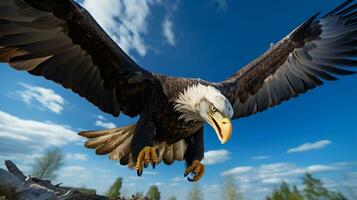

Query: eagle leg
[[135, 146, 159, 176], [130, 116, 158, 176], [184, 127, 205, 182], [184, 160, 205, 182]]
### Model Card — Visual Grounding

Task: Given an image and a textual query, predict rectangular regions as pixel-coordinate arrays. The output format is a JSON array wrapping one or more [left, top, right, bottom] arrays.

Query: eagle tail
[[79, 124, 189, 168], [78, 124, 137, 168]]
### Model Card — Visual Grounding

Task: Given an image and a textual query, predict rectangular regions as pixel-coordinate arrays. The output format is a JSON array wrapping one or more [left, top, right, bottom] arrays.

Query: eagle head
[[174, 84, 233, 144]]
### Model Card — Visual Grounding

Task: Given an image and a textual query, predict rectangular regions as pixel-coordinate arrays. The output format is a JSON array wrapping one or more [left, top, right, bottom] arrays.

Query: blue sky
[[0, 0, 356, 199]]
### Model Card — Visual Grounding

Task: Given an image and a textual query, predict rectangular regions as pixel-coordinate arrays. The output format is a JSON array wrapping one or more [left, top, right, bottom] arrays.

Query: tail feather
[[79, 129, 119, 139], [79, 124, 188, 169], [173, 140, 186, 161], [79, 124, 136, 159], [96, 127, 134, 155], [109, 135, 134, 167], [163, 145, 174, 165], [156, 140, 187, 165]]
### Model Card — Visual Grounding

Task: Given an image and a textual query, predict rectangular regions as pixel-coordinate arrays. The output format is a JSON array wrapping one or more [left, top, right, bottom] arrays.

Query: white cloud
[[172, 176, 186, 182], [162, 16, 176, 46], [205, 184, 220, 192], [128, 183, 136, 186], [143, 171, 158, 175], [210, 0, 228, 12], [94, 115, 116, 129], [66, 153, 88, 161], [202, 149, 230, 165], [221, 166, 254, 176], [262, 178, 285, 184], [0, 110, 79, 146], [287, 140, 332, 153], [56, 164, 119, 193], [60, 165, 90, 178], [81, 0, 178, 57], [95, 120, 116, 129], [96, 115, 106, 121], [333, 162, 357, 168], [223, 162, 345, 182], [82, 0, 147, 56], [256, 188, 271, 193], [306, 165, 338, 173], [0, 110, 80, 169], [9, 83, 65, 114], [252, 155, 271, 160]]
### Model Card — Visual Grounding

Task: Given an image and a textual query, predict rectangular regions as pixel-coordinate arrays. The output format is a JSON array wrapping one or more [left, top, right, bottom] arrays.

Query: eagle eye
[[211, 105, 217, 112]]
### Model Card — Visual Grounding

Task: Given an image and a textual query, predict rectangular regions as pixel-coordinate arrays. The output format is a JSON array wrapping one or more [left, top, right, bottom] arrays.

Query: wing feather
[[220, 0, 357, 119], [0, 0, 157, 117]]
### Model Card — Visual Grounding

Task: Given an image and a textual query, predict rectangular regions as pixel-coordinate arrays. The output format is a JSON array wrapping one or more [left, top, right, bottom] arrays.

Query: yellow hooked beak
[[207, 112, 232, 144]]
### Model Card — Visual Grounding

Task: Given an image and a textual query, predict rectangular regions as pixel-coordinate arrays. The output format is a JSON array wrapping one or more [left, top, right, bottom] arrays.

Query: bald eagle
[[0, 0, 356, 182]]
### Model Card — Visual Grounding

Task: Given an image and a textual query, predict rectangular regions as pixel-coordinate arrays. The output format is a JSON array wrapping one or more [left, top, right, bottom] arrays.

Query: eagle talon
[[187, 175, 199, 182], [135, 146, 159, 176], [184, 160, 205, 182], [137, 169, 143, 177]]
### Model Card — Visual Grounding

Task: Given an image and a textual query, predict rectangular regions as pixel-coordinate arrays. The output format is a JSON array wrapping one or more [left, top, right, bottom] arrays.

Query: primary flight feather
[[0, 0, 356, 182]]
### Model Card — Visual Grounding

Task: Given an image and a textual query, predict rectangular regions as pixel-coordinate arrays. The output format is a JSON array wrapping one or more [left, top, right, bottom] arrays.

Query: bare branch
[[0, 161, 106, 200]]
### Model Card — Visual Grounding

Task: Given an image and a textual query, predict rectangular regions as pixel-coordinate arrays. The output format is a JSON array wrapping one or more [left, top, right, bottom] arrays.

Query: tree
[[31, 148, 64, 180], [167, 196, 177, 200], [328, 192, 348, 200], [266, 182, 304, 200], [292, 186, 304, 200], [223, 177, 243, 200], [303, 173, 329, 200], [133, 192, 144, 199], [106, 177, 122, 198], [302, 173, 348, 200], [266, 173, 349, 200], [189, 184, 203, 200], [147, 185, 160, 200]]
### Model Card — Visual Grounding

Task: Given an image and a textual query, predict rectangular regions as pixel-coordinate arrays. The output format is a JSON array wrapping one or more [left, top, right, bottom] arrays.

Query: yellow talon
[[184, 160, 205, 182], [136, 146, 159, 176]]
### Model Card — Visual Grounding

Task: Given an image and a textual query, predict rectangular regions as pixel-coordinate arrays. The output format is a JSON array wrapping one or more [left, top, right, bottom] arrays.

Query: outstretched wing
[[219, 0, 357, 119], [0, 0, 156, 117]]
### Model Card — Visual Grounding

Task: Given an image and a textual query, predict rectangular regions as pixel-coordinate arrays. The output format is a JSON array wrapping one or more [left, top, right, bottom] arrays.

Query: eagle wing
[[219, 0, 357, 119], [0, 0, 156, 117]]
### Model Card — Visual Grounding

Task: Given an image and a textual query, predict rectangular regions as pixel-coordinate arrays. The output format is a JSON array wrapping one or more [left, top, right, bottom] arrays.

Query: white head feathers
[[174, 84, 233, 122]]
